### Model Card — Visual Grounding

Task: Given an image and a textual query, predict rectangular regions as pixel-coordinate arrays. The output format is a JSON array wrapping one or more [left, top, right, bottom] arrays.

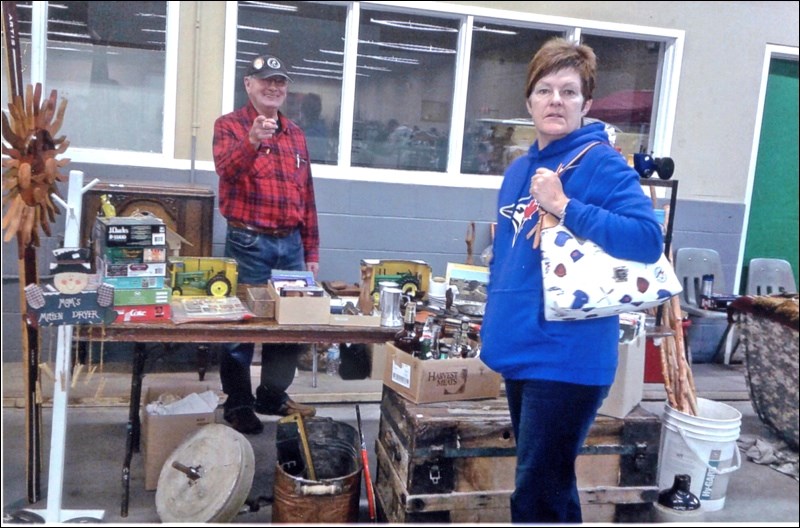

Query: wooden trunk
[[80, 182, 215, 256], [375, 387, 660, 523]]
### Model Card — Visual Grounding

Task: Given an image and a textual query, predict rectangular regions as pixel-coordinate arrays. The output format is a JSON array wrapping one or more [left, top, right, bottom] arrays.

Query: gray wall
[[1, 163, 742, 363], [3, 1, 795, 362]]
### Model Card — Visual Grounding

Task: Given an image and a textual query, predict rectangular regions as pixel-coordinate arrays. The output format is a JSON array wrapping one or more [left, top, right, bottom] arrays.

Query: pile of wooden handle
[[659, 293, 698, 415]]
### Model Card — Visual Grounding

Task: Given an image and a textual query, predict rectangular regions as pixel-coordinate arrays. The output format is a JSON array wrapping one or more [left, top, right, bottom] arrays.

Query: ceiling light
[[241, 1, 298, 12], [304, 59, 344, 66], [358, 53, 419, 65], [370, 18, 456, 32], [293, 65, 342, 74], [358, 64, 391, 72], [290, 71, 342, 80], [320, 49, 344, 56], [238, 39, 268, 46], [474, 25, 517, 35], [359, 39, 455, 54], [237, 25, 280, 34], [47, 31, 91, 40]]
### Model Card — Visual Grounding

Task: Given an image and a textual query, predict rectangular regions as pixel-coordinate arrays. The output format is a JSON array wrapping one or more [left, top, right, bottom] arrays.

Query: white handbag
[[529, 142, 683, 321], [539, 224, 682, 321]]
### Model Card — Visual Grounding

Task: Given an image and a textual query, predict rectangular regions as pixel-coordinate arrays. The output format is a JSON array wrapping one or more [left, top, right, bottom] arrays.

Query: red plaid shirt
[[213, 103, 319, 263]]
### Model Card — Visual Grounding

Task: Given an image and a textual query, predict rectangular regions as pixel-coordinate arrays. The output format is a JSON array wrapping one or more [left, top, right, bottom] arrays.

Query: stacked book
[[93, 215, 171, 323]]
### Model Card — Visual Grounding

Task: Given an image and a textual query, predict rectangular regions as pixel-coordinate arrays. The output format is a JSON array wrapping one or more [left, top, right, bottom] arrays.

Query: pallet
[[374, 387, 660, 523]]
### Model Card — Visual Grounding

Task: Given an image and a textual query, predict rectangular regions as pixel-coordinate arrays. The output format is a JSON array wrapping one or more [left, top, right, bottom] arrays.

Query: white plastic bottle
[[326, 344, 340, 376]]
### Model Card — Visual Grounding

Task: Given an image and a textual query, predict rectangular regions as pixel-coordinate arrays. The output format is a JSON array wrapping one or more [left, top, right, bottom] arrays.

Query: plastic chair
[[674, 248, 731, 363], [747, 258, 797, 295], [675, 248, 727, 312]]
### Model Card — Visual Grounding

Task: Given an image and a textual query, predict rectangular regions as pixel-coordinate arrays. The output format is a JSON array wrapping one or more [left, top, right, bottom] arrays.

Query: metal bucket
[[272, 417, 362, 523]]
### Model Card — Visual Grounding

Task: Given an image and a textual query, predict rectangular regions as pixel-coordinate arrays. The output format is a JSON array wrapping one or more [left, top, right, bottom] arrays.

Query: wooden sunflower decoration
[[2, 82, 70, 247]]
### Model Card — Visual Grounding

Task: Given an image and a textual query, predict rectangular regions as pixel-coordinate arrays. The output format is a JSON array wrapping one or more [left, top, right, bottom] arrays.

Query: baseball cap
[[246, 55, 293, 82]]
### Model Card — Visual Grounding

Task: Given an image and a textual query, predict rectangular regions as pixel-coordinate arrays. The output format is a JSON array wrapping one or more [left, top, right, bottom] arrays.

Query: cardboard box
[[597, 334, 646, 419], [102, 275, 166, 289], [268, 282, 329, 325], [361, 259, 432, 300], [382, 342, 501, 404], [113, 287, 171, 306], [94, 216, 167, 247], [141, 380, 220, 490], [369, 343, 388, 380], [329, 313, 381, 327], [237, 284, 276, 319], [114, 303, 171, 323], [97, 258, 167, 278]]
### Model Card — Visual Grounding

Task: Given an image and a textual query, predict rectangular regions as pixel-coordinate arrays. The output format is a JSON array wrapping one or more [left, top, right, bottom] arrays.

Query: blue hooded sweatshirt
[[480, 122, 664, 386]]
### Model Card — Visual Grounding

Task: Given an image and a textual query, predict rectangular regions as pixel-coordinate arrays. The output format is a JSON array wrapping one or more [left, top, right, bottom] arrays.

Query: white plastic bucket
[[657, 398, 742, 512]]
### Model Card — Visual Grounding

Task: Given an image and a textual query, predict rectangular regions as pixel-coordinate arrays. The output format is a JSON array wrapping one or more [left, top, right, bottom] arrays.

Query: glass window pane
[[44, 1, 167, 152], [462, 23, 561, 175], [1, 1, 33, 102], [234, 1, 346, 165], [352, 9, 459, 172], [581, 34, 662, 159]]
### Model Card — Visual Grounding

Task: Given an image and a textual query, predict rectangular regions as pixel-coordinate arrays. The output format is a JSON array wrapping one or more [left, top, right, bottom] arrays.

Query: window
[[351, 9, 459, 172], [461, 23, 561, 175], [233, 1, 347, 165], [3, 1, 171, 155], [229, 3, 678, 182], [582, 34, 663, 159]]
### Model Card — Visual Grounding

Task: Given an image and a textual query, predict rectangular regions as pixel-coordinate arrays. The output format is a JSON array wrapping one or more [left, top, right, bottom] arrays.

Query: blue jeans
[[221, 226, 305, 412], [505, 378, 610, 524]]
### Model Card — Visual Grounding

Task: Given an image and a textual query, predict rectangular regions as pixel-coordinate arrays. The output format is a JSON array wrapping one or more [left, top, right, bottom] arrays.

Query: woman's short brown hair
[[525, 37, 597, 101]]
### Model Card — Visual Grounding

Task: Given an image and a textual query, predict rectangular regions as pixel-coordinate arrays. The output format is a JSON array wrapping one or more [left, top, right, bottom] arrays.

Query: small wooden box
[[375, 387, 660, 523]]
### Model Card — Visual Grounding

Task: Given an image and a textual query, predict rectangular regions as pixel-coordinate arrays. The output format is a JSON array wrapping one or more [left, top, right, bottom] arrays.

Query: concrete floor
[[2, 358, 798, 525]]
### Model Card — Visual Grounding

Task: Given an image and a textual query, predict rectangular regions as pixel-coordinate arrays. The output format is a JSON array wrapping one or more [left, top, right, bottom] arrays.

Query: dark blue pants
[[221, 226, 305, 412], [505, 378, 610, 523]]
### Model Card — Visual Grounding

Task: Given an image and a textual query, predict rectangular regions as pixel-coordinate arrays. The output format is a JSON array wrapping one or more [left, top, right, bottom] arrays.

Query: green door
[[742, 58, 799, 292]]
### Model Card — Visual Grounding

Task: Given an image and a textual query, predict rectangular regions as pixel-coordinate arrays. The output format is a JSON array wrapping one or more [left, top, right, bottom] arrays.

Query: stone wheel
[[155, 424, 255, 523]]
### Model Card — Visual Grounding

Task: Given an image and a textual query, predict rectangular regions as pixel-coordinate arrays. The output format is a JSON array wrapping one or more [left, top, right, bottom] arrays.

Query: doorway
[[736, 47, 799, 293]]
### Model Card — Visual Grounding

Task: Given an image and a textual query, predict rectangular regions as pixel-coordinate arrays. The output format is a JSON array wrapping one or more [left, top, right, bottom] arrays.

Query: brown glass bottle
[[394, 302, 420, 354]]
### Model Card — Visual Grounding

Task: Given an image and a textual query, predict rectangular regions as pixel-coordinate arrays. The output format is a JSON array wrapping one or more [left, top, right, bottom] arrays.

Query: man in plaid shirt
[[213, 54, 319, 435]]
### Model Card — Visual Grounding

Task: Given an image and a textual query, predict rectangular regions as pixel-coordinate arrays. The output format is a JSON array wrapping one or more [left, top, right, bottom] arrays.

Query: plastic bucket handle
[[676, 426, 742, 475]]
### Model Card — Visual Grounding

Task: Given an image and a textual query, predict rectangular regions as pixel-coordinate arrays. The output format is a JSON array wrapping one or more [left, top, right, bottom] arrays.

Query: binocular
[[633, 153, 675, 180]]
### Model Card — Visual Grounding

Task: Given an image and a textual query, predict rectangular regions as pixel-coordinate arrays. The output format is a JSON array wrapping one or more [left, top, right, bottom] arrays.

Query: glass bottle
[[419, 316, 435, 360], [394, 302, 419, 354], [658, 474, 700, 511], [451, 316, 472, 358]]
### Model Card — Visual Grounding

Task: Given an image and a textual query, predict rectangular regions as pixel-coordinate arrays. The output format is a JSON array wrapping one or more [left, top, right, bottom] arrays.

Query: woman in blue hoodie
[[480, 38, 664, 523]]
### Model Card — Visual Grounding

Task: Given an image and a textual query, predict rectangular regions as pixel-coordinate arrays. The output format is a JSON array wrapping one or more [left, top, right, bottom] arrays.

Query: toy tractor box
[[360, 259, 432, 303], [168, 256, 238, 297]]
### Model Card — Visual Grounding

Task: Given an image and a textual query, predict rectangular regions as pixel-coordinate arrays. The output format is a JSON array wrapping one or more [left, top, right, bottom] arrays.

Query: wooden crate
[[375, 387, 660, 523]]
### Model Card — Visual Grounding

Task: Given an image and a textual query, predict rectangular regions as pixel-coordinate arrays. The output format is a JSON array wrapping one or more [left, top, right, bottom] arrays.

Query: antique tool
[[356, 405, 377, 522], [155, 424, 255, 523], [465, 222, 475, 265], [279, 413, 316, 480]]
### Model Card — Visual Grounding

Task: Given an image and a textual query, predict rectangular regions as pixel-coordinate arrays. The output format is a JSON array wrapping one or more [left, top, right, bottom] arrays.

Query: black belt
[[228, 220, 296, 238]]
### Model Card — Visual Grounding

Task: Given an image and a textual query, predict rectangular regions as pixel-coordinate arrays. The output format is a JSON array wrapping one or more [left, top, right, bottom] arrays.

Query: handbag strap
[[528, 141, 604, 248]]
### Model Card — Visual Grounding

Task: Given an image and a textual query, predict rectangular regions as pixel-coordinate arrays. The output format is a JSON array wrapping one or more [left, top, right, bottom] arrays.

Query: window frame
[[223, 1, 683, 189], [21, 0, 182, 169], [12, 2, 683, 184]]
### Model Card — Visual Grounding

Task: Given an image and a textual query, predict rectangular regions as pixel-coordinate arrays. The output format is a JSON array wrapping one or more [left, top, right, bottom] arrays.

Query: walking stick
[[355, 405, 376, 522]]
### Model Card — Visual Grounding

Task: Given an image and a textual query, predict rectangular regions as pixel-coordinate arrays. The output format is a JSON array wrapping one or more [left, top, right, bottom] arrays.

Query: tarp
[[588, 90, 654, 126]]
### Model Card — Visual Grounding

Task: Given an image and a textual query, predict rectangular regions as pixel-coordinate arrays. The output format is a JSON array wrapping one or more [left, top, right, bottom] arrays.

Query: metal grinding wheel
[[155, 424, 255, 523]]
